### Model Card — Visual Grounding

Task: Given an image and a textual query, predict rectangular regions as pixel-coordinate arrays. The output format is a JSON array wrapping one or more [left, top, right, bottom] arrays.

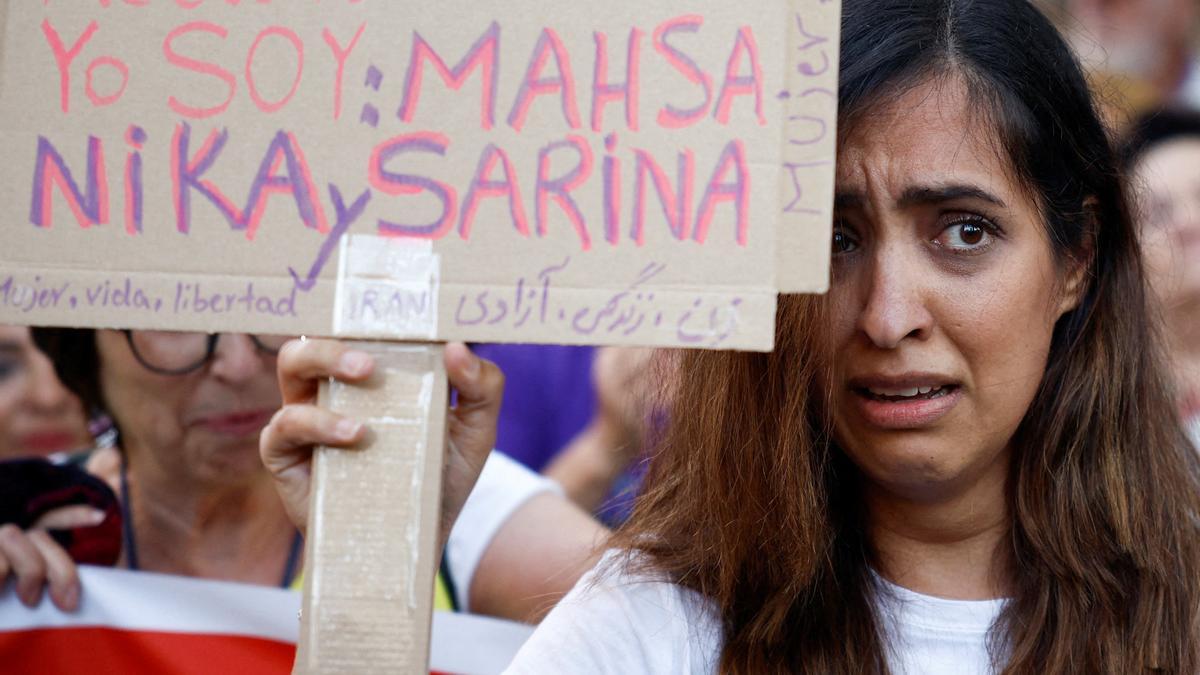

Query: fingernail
[[335, 418, 363, 441], [464, 352, 480, 378], [61, 584, 79, 611], [20, 587, 40, 608], [87, 508, 107, 525], [339, 351, 372, 377]]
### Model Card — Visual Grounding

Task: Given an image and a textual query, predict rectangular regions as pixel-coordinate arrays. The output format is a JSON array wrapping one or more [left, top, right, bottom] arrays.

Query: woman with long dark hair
[[500, 0, 1200, 672]]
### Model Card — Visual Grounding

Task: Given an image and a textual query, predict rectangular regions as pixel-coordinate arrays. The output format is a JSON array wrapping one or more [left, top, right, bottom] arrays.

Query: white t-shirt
[[444, 451, 563, 612], [505, 551, 1005, 675]]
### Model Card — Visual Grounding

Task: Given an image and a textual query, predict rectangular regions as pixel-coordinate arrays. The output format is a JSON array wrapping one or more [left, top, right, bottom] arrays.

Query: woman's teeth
[[864, 385, 948, 400]]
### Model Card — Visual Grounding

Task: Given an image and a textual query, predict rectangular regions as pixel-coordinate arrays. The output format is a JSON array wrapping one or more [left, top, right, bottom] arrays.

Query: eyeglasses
[[122, 330, 291, 376]]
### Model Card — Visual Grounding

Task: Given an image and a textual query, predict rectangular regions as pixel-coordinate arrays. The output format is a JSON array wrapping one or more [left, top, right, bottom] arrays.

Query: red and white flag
[[0, 566, 531, 675]]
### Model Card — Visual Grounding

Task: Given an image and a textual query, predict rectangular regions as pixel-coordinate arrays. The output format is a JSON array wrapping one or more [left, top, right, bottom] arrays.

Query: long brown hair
[[610, 1, 1200, 672]]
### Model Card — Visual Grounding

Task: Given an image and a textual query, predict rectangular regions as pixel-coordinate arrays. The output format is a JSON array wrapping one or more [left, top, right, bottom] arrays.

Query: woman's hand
[[0, 505, 104, 612], [259, 340, 504, 549]]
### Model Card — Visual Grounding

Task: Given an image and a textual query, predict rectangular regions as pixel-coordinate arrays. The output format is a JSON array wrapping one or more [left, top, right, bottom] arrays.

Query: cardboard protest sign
[[0, 0, 840, 351]]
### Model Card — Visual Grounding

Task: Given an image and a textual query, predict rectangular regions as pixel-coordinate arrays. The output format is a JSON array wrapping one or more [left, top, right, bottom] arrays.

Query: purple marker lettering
[[323, 23, 367, 121], [289, 183, 371, 292], [239, 131, 330, 240], [370, 132, 457, 239], [714, 26, 765, 125], [170, 123, 236, 233], [30, 135, 109, 229], [508, 28, 581, 132], [590, 28, 642, 132], [693, 140, 749, 246], [631, 147, 694, 245], [535, 136, 593, 250], [399, 22, 500, 130], [459, 143, 529, 240], [602, 133, 620, 245], [652, 16, 712, 129], [124, 126, 146, 234]]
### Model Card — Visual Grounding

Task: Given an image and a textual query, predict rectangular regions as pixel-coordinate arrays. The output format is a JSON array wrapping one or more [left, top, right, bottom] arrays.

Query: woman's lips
[[847, 382, 964, 429], [194, 410, 275, 437], [18, 430, 84, 455]]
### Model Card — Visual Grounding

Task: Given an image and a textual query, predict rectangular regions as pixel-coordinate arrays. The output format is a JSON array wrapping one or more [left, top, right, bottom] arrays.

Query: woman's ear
[[1057, 198, 1098, 316]]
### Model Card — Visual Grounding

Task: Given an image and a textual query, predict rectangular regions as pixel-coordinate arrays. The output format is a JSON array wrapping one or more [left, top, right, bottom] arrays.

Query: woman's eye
[[832, 228, 859, 255], [0, 360, 21, 384], [935, 218, 997, 252]]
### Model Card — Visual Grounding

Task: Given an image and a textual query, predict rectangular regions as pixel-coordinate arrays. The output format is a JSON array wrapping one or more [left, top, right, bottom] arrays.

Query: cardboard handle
[[295, 342, 448, 675]]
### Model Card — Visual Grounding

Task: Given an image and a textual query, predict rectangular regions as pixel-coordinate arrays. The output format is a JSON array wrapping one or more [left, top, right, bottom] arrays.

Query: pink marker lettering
[[370, 132, 458, 239], [163, 22, 237, 119], [653, 16, 712, 129], [322, 23, 366, 120], [508, 28, 581, 132], [535, 135, 593, 251], [41, 19, 99, 114], [631, 147, 694, 245], [459, 143, 530, 240], [714, 26, 765, 126], [124, 125, 146, 235], [693, 140, 749, 246], [30, 135, 109, 229], [590, 28, 642, 132], [239, 131, 330, 240], [246, 26, 304, 114], [171, 123, 237, 233], [84, 55, 129, 107], [398, 22, 500, 130]]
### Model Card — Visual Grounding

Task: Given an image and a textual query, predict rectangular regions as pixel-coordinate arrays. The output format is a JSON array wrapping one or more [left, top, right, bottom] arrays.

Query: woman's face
[[95, 331, 282, 486], [0, 326, 92, 458], [829, 78, 1080, 502], [1131, 137, 1200, 315]]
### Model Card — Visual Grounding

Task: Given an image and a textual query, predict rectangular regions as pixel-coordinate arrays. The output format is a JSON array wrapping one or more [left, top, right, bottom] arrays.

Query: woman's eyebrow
[[898, 184, 1008, 209], [833, 184, 1008, 211]]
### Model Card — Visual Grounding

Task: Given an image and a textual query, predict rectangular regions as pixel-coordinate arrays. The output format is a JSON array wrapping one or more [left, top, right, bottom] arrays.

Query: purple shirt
[[471, 344, 597, 472]]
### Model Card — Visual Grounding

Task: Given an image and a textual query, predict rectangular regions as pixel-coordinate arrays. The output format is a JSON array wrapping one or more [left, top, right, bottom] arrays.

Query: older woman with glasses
[[0, 328, 602, 623]]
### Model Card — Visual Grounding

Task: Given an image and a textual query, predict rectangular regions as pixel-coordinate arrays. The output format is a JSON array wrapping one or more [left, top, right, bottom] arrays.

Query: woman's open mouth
[[858, 384, 957, 402], [848, 380, 963, 429]]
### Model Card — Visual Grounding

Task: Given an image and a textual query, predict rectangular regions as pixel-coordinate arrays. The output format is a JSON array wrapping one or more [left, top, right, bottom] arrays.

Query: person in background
[[0, 330, 602, 626], [0, 326, 91, 459], [1042, 0, 1200, 123], [1123, 108, 1200, 446], [473, 344, 655, 522]]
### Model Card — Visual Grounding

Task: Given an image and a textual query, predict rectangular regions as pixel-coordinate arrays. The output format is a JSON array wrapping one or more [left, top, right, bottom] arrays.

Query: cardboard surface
[[300, 342, 448, 674], [0, 1, 840, 351]]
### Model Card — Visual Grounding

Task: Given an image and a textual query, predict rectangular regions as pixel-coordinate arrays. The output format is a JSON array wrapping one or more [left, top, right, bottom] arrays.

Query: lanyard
[[119, 456, 302, 589]]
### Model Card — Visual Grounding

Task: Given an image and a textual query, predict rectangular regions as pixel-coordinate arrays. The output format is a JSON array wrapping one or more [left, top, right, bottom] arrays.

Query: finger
[[0, 525, 47, 608], [259, 405, 367, 538], [28, 531, 80, 612], [444, 343, 504, 473], [33, 505, 108, 531], [276, 339, 375, 404], [445, 343, 503, 413], [259, 404, 365, 475]]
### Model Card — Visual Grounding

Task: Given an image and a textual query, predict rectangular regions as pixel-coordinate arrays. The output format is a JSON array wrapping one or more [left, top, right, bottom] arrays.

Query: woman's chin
[[843, 437, 1007, 504]]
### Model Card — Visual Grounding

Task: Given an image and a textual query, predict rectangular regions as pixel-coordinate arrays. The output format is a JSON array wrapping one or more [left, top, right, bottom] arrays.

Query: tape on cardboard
[[333, 235, 440, 339]]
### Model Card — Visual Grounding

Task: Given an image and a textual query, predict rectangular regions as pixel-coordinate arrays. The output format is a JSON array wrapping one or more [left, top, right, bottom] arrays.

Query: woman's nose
[[26, 350, 77, 412], [856, 247, 934, 349], [208, 334, 269, 381]]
